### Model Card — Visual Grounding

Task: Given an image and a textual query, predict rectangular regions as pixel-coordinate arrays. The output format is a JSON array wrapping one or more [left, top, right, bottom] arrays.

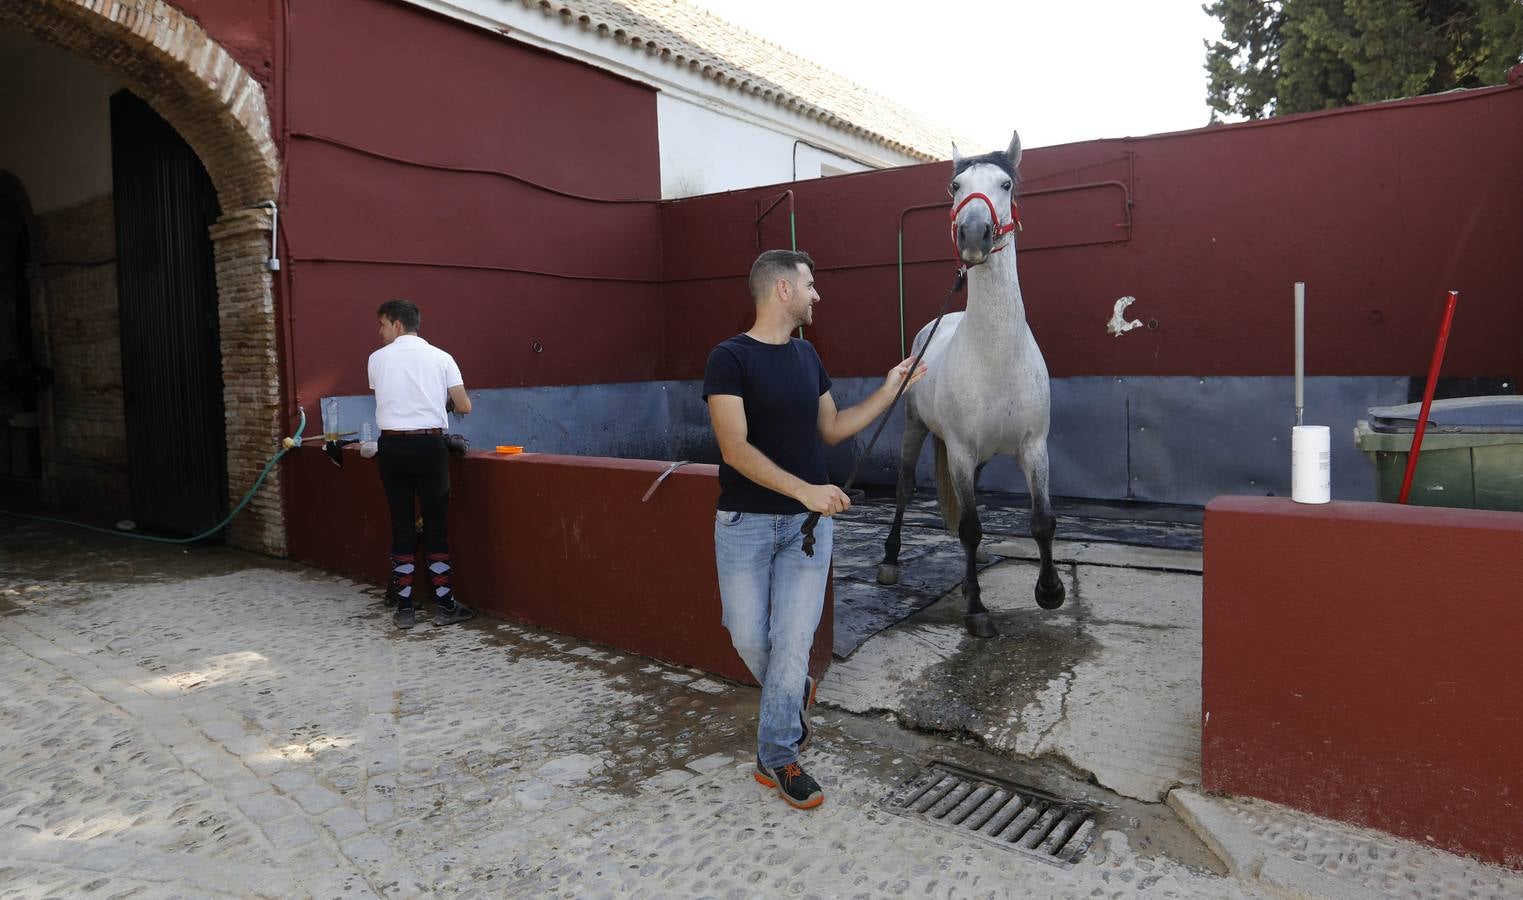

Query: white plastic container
[[1291, 425, 1331, 504]]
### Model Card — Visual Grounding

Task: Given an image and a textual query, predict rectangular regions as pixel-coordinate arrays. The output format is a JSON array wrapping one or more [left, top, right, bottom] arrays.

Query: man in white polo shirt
[[368, 299, 476, 631]]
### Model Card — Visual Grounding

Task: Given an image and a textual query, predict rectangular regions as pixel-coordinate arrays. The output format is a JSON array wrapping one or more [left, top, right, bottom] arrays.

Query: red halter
[[949, 192, 1021, 255]]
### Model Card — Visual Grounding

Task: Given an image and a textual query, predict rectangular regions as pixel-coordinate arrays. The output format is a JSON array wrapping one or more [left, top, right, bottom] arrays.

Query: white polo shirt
[[367, 334, 464, 431]]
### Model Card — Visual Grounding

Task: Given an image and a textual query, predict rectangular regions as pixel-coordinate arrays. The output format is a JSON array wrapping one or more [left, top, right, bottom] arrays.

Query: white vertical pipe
[[1294, 282, 1305, 426]]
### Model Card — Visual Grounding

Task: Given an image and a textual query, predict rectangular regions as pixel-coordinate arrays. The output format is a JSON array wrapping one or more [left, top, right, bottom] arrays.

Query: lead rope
[[800, 267, 967, 557]]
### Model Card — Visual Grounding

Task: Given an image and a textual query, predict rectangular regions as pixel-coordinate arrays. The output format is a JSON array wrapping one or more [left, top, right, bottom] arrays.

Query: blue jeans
[[714, 510, 834, 770]]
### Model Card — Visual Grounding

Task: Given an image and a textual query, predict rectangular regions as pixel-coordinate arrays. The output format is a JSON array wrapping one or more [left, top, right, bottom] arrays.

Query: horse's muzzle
[[955, 220, 994, 266]]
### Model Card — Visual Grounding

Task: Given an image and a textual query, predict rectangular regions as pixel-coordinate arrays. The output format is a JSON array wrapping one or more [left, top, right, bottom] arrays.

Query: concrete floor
[[825, 543, 1204, 804], [2, 513, 1518, 899]]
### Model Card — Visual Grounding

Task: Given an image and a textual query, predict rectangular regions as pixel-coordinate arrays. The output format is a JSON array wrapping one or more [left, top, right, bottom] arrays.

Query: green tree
[[1205, 0, 1523, 119]]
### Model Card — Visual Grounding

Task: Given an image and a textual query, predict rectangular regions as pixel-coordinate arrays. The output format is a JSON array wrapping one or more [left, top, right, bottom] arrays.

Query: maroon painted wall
[[277, 0, 663, 406], [158, 0, 668, 405], [1202, 496, 1523, 868], [165, 0, 1520, 402], [172, 0, 277, 88], [283, 447, 833, 683], [661, 86, 1523, 383]]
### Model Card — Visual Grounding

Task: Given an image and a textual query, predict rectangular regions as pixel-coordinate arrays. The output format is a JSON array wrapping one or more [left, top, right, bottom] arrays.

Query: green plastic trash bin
[[1355, 395, 1523, 511]]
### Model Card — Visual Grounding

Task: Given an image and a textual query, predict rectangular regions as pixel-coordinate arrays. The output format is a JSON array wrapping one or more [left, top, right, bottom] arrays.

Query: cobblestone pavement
[[0, 519, 1413, 898]]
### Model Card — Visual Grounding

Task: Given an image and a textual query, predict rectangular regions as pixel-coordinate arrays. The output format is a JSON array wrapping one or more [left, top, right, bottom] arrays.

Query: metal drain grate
[[879, 762, 1098, 866]]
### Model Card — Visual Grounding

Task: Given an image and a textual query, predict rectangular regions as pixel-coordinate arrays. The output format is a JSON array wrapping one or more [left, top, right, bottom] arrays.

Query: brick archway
[[1, 0, 286, 554]]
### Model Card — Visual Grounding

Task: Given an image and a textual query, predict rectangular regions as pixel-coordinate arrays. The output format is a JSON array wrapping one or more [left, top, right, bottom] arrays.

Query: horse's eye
[[949, 181, 959, 195], [1001, 180, 1012, 191]]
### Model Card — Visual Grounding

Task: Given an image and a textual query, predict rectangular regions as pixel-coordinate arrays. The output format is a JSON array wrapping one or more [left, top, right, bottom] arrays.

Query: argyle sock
[[389, 554, 415, 608], [427, 553, 458, 610]]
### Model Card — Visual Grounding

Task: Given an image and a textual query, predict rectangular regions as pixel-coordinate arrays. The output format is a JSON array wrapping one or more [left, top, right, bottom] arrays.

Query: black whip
[[801, 267, 967, 557]]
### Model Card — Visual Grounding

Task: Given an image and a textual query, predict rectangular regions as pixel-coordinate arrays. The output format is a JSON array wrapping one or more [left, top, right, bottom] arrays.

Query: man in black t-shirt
[[703, 249, 925, 810]]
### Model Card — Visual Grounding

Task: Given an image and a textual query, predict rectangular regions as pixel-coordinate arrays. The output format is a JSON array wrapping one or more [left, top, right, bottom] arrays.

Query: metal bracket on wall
[[754, 189, 796, 252], [641, 460, 693, 502], [253, 200, 281, 270]]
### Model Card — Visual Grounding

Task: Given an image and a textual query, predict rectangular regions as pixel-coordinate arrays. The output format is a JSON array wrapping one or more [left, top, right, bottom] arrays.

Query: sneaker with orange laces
[[755, 758, 824, 809]]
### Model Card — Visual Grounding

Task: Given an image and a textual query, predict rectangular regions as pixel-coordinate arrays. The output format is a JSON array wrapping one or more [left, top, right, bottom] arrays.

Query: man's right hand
[[798, 484, 851, 516]]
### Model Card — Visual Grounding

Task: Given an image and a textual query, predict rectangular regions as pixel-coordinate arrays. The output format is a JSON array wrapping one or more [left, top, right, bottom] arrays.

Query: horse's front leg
[[1020, 438, 1066, 610], [878, 414, 930, 585], [973, 461, 990, 564], [950, 448, 996, 638]]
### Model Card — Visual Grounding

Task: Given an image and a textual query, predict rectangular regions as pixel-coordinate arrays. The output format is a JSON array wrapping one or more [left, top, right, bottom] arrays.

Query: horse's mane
[[952, 152, 1021, 190]]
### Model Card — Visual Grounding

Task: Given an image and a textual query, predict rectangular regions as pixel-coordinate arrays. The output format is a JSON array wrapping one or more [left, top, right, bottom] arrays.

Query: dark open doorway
[[110, 90, 228, 537]]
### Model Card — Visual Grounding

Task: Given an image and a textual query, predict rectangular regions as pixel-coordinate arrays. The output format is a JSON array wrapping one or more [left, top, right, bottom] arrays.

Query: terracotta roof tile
[[521, 0, 974, 161]]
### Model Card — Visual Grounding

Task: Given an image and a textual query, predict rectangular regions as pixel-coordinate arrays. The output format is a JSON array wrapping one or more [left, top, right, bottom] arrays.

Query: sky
[[689, 0, 1227, 151]]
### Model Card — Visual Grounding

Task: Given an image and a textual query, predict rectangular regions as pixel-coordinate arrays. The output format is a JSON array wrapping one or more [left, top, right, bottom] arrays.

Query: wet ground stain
[[898, 563, 1100, 739], [0, 517, 297, 588]]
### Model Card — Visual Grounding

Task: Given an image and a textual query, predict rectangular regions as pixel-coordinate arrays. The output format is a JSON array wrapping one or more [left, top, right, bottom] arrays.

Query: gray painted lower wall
[[325, 375, 1409, 506]]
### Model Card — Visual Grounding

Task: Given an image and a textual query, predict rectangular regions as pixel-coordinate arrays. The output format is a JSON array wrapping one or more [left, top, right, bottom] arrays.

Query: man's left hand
[[883, 357, 928, 395]]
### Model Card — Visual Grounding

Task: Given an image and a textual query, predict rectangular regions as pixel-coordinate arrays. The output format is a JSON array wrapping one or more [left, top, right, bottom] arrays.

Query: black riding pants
[[377, 434, 450, 556]]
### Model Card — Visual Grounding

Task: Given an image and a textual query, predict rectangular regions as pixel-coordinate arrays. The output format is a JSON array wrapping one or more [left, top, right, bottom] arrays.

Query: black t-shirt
[[702, 334, 832, 514]]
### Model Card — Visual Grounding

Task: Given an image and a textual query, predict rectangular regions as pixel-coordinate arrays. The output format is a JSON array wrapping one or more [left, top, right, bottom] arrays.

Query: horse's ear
[[1006, 131, 1022, 169], [951, 142, 963, 170]]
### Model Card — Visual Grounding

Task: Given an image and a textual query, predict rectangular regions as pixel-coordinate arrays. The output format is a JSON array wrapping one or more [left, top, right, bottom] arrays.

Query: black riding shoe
[[433, 603, 477, 627], [393, 606, 416, 630]]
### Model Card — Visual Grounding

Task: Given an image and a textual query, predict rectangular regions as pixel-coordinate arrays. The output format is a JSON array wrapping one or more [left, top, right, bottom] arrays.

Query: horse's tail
[[934, 436, 960, 536]]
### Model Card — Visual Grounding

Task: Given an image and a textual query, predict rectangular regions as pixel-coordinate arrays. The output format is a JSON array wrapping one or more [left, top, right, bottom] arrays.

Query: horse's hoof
[[964, 613, 998, 638], [974, 547, 991, 564], [876, 563, 901, 585], [1035, 580, 1066, 611]]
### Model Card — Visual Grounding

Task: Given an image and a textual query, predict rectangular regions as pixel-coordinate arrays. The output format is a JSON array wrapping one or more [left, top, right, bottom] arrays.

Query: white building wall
[[656, 93, 868, 197], [411, 1, 921, 198]]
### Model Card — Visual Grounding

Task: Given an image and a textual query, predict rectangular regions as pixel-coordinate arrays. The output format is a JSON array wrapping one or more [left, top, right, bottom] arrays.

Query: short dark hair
[[377, 299, 420, 332], [748, 249, 815, 301]]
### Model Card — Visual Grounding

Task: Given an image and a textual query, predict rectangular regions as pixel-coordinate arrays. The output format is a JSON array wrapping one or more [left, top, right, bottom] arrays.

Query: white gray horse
[[877, 131, 1066, 638]]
